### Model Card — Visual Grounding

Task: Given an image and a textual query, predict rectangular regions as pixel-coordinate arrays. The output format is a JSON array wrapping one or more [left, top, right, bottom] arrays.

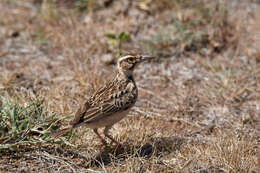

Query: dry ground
[[0, 0, 259, 172]]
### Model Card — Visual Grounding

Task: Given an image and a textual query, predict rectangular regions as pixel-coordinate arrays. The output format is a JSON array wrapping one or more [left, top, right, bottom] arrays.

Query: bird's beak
[[140, 55, 155, 61]]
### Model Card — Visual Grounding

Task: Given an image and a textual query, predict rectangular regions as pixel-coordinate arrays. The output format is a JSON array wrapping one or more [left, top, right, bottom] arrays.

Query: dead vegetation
[[0, 0, 259, 172]]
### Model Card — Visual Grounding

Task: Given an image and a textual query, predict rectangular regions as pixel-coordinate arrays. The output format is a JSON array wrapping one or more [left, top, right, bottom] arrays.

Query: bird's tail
[[52, 127, 72, 139]]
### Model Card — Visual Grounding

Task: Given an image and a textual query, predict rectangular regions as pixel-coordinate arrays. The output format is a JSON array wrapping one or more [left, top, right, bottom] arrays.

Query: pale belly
[[84, 109, 131, 129]]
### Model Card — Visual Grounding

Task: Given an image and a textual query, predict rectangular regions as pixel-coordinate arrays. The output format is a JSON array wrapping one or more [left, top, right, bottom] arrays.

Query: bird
[[52, 54, 154, 146]]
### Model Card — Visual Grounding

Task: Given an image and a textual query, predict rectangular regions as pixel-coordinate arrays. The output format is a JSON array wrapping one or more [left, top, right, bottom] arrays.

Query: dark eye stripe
[[128, 58, 134, 62]]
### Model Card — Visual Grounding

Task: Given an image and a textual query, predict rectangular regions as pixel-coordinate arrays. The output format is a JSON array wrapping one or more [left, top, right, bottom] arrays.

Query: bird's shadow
[[85, 136, 184, 167]]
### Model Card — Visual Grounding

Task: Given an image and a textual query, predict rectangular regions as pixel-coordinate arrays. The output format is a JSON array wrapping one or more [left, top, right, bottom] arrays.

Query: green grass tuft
[[0, 96, 71, 150]]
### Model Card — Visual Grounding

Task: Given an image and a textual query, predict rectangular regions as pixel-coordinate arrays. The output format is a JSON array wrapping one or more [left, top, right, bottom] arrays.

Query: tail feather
[[52, 127, 72, 139]]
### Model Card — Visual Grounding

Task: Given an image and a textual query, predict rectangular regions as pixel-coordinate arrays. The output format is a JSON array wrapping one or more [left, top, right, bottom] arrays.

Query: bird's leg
[[104, 126, 121, 146], [93, 128, 107, 146]]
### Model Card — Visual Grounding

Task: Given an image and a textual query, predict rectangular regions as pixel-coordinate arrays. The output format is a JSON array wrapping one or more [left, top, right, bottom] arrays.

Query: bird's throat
[[117, 69, 134, 81]]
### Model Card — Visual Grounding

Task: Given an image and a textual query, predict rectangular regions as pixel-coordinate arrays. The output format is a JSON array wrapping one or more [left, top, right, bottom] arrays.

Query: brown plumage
[[52, 55, 154, 146]]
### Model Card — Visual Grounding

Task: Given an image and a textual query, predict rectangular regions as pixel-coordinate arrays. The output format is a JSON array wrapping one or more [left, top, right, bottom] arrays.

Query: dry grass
[[0, 0, 259, 172]]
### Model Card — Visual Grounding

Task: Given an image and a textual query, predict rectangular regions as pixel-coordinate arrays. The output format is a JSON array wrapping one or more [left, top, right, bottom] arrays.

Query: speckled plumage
[[52, 55, 154, 146]]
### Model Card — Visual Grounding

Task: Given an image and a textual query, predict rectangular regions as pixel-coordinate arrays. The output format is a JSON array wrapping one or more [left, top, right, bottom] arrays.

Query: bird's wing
[[84, 88, 136, 123], [69, 79, 116, 127], [70, 81, 137, 126]]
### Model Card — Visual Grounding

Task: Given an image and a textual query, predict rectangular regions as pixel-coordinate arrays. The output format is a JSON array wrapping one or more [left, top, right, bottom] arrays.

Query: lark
[[52, 55, 154, 146]]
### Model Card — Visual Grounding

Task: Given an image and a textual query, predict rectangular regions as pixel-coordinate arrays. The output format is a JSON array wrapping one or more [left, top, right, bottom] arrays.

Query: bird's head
[[117, 55, 154, 77]]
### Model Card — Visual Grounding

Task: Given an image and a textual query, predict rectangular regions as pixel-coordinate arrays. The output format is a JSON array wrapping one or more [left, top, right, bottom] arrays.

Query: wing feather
[[70, 78, 137, 126]]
